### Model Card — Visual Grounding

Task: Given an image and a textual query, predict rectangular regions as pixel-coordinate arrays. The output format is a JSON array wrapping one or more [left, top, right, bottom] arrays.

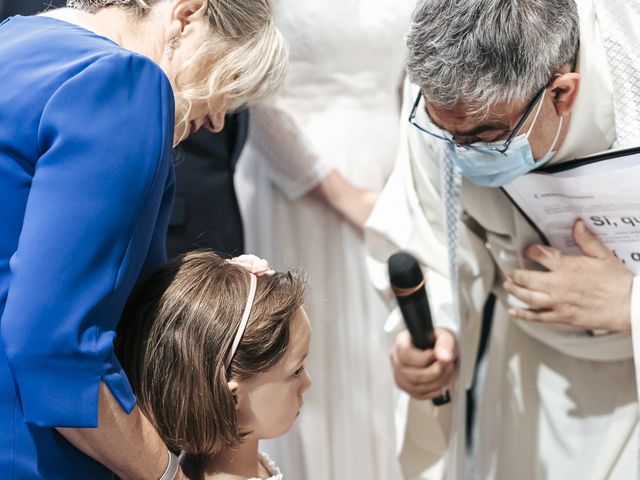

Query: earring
[[165, 37, 178, 60]]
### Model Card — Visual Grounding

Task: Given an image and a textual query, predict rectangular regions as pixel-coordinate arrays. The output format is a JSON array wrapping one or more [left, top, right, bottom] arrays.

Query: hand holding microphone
[[388, 251, 455, 405]]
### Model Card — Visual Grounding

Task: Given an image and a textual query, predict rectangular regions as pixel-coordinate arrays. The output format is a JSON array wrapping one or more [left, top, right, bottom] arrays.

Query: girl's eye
[[293, 365, 305, 377]]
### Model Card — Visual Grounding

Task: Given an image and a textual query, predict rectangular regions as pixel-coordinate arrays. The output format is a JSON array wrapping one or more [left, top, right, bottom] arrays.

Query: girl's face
[[234, 308, 312, 439]]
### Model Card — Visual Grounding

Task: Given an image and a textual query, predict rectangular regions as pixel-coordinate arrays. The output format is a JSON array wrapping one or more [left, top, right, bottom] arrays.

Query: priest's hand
[[390, 328, 457, 401], [504, 219, 633, 332]]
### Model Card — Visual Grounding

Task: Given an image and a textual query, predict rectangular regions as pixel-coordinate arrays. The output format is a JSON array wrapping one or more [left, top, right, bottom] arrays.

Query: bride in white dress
[[235, 1, 415, 478]]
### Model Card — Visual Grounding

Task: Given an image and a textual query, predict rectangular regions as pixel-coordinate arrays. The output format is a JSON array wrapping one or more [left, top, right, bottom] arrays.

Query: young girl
[[116, 251, 312, 480]]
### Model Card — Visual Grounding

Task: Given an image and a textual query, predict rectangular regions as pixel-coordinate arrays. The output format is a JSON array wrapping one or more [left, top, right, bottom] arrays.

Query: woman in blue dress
[[0, 1, 287, 478]]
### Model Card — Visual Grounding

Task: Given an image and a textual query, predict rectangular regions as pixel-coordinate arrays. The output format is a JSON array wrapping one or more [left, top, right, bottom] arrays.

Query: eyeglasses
[[408, 86, 546, 155]]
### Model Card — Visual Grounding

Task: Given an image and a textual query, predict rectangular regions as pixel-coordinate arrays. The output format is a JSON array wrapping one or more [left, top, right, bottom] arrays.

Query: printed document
[[502, 148, 640, 274]]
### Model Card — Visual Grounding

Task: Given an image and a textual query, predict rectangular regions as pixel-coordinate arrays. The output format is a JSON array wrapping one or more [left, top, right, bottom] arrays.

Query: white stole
[[592, 1, 640, 478]]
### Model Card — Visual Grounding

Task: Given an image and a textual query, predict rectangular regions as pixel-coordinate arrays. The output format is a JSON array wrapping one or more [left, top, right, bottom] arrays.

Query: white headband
[[224, 272, 257, 369]]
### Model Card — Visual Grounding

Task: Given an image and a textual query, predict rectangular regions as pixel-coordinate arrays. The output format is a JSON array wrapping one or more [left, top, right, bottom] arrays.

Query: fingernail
[[437, 349, 451, 361], [507, 308, 516, 317]]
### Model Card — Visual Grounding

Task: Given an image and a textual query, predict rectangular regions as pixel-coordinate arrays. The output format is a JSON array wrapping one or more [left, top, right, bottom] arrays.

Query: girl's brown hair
[[115, 250, 306, 456]]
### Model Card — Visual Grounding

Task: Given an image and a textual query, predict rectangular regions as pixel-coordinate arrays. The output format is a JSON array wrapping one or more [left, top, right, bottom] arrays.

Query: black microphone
[[388, 251, 451, 406]]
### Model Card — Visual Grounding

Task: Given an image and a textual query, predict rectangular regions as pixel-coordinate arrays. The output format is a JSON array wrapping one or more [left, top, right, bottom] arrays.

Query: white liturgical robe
[[366, 1, 640, 479]]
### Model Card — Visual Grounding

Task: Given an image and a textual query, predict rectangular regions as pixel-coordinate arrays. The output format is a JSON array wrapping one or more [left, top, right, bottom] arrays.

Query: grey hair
[[407, 0, 579, 114]]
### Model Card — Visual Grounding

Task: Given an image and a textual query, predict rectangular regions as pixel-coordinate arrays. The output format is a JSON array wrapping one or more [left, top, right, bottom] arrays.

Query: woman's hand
[[504, 220, 634, 332], [390, 329, 458, 401], [58, 383, 180, 480], [311, 170, 379, 230]]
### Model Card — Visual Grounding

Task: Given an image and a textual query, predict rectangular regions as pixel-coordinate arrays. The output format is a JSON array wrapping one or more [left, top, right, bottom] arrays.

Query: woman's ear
[[173, 0, 207, 31], [169, 0, 208, 35], [550, 72, 581, 118]]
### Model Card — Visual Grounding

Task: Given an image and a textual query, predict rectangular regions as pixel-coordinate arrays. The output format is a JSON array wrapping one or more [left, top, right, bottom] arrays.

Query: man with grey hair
[[366, 0, 640, 478]]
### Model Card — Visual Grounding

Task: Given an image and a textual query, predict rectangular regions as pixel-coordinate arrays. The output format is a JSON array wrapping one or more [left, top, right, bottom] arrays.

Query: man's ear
[[228, 380, 241, 409], [550, 72, 581, 117]]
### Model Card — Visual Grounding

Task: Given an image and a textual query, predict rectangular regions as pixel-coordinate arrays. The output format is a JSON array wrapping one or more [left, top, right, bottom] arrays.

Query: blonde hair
[[115, 250, 306, 456], [67, 0, 288, 142]]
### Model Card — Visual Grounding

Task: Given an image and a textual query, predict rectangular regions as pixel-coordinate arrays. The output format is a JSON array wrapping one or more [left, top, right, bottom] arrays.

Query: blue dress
[[0, 16, 175, 479]]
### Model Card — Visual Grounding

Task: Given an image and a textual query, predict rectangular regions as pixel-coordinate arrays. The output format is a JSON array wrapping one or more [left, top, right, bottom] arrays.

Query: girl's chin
[[263, 418, 300, 440]]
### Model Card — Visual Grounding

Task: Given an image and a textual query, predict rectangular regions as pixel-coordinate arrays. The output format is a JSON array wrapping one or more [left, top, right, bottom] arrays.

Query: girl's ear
[[228, 380, 241, 409]]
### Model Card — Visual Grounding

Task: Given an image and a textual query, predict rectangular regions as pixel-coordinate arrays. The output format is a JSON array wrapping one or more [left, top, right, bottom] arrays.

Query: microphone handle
[[397, 290, 451, 406], [397, 289, 436, 350]]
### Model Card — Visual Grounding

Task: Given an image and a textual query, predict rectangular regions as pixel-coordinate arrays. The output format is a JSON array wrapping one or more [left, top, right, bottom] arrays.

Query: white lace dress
[[235, 1, 415, 479], [248, 453, 283, 480]]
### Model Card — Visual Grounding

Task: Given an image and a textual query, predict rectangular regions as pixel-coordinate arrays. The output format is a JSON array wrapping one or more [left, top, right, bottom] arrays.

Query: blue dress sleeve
[[0, 51, 174, 428]]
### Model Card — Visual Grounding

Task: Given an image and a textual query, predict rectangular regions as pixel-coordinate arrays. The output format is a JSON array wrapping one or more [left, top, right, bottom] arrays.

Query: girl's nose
[[301, 370, 312, 392]]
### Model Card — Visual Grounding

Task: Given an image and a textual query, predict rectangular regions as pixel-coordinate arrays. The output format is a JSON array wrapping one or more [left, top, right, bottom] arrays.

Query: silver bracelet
[[158, 449, 179, 480]]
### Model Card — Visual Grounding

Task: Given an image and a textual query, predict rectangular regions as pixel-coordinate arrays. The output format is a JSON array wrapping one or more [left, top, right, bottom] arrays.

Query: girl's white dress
[[248, 453, 283, 480], [235, 1, 415, 479]]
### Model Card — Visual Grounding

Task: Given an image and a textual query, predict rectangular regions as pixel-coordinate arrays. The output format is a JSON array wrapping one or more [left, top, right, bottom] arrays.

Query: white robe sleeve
[[249, 102, 333, 200], [364, 81, 497, 479], [366, 80, 496, 385], [630, 276, 640, 407]]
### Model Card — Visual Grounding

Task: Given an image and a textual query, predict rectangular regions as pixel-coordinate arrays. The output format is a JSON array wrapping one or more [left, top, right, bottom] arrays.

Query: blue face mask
[[449, 91, 563, 188]]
